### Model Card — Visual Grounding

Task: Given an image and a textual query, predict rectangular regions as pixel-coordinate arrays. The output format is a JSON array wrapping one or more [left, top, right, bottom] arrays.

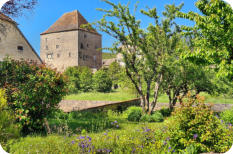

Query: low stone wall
[[59, 98, 140, 112]]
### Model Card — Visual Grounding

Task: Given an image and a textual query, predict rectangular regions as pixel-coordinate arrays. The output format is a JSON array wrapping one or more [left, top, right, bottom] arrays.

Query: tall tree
[[95, 0, 183, 114], [177, 0, 233, 80], [1, 0, 37, 17]]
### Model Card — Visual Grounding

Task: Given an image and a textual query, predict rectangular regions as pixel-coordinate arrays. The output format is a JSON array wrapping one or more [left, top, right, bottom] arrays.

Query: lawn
[[65, 89, 233, 104]]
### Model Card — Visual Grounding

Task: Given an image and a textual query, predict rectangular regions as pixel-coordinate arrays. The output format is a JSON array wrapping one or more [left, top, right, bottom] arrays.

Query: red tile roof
[[0, 12, 16, 24], [41, 10, 100, 35]]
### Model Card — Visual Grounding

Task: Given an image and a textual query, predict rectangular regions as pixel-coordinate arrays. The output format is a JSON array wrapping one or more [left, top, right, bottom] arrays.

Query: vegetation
[[0, 89, 21, 148], [93, 69, 112, 92], [163, 93, 233, 153], [220, 107, 233, 125], [0, 59, 67, 134], [102, 52, 116, 59], [177, 0, 233, 79]]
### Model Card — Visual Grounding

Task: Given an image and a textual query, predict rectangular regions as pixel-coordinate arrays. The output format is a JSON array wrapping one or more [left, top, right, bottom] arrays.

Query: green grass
[[102, 52, 116, 59], [65, 89, 233, 104], [65, 89, 137, 102]]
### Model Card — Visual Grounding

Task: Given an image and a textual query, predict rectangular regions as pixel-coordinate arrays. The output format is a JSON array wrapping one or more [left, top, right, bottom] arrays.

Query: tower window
[[84, 34, 87, 38], [56, 45, 59, 49], [46, 45, 49, 50], [57, 53, 60, 58], [69, 52, 71, 57], [87, 44, 89, 48], [81, 43, 84, 49], [17, 46, 23, 51], [47, 53, 53, 60]]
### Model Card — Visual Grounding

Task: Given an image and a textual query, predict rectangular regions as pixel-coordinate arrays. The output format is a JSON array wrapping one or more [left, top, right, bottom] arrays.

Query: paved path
[[59, 100, 233, 112]]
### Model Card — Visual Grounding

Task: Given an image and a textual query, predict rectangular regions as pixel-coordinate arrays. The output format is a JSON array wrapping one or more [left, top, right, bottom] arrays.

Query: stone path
[[59, 100, 233, 112]]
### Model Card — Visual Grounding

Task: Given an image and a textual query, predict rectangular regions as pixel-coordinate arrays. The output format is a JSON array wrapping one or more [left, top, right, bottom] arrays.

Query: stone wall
[[59, 98, 140, 112], [0, 19, 41, 63], [40, 30, 79, 71]]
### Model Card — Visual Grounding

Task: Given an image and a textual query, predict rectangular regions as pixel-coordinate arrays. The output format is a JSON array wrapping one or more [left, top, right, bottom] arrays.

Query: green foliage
[[140, 112, 164, 122], [93, 69, 112, 92], [0, 89, 21, 148], [78, 66, 93, 92], [102, 52, 116, 59], [108, 61, 122, 88], [220, 107, 233, 125], [164, 93, 233, 153], [0, 59, 67, 134], [48, 110, 113, 133], [64, 66, 80, 94], [177, 0, 233, 79], [96, 0, 184, 114], [126, 106, 142, 122]]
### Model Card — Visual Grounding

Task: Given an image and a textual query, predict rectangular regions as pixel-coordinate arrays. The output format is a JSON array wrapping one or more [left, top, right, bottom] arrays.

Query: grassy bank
[[65, 89, 233, 104]]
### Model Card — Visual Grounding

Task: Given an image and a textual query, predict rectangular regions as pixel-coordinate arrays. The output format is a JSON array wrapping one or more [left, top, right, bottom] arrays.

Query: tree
[[108, 61, 122, 89], [93, 69, 112, 92], [96, 0, 183, 114], [177, 0, 233, 80], [162, 59, 216, 110], [64, 66, 80, 94], [1, 0, 37, 17], [78, 66, 93, 92]]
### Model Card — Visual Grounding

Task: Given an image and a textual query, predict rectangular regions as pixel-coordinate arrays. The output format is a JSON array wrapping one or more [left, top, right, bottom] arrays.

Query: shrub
[[220, 107, 233, 125], [151, 112, 164, 122], [78, 66, 93, 92], [93, 69, 112, 92], [64, 66, 80, 94], [0, 59, 67, 134], [126, 106, 142, 122], [140, 112, 164, 122], [0, 89, 21, 148], [163, 93, 233, 153]]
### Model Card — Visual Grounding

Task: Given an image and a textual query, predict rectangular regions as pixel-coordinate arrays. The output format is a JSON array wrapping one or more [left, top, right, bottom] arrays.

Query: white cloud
[[224, 0, 233, 8]]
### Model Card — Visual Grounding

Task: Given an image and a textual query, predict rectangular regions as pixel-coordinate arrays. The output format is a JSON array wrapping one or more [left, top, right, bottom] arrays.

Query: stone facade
[[0, 13, 42, 63], [40, 10, 102, 72]]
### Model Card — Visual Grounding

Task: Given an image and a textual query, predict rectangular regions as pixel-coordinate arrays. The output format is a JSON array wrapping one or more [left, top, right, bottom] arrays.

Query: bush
[[64, 66, 80, 94], [0, 59, 67, 134], [78, 66, 93, 92], [151, 112, 164, 122], [93, 69, 112, 92], [0, 89, 21, 148], [126, 106, 142, 122], [220, 107, 233, 125], [163, 93, 233, 153], [140, 112, 164, 122]]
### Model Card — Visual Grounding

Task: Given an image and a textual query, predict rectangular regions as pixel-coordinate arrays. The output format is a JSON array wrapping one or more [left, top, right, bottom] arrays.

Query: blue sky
[[12, 0, 200, 55]]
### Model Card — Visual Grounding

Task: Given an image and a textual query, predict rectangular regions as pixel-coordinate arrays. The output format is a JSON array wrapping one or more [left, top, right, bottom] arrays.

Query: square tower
[[40, 10, 102, 72]]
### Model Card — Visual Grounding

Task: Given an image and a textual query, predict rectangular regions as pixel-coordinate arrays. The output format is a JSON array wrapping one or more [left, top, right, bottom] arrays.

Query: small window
[[81, 43, 84, 49], [17, 46, 23, 51], [46, 45, 49, 50], [56, 45, 59, 49], [45, 38, 48, 42], [57, 53, 60, 58], [95, 45, 98, 49], [69, 52, 71, 57], [87, 44, 89, 48], [79, 52, 82, 59], [47, 53, 53, 60]]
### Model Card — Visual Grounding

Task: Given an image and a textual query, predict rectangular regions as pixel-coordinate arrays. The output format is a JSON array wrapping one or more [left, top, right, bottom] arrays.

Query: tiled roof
[[0, 12, 16, 24], [41, 10, 99, 35]]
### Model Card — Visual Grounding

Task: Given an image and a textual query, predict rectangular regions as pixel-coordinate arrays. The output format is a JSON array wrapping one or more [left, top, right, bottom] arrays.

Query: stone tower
[[40, 10, 102, 72]]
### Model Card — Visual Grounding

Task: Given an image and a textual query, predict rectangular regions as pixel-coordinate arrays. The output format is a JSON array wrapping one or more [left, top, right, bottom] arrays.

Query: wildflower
[[116, 125, 119, 128], [163, 141, 167, 145], [168, 147, 171, 149], [132, 148, 136, 153], [71, 140, 75, 144], [229, 123, 232, 127], [193, 134, 198, 140], [79, 136, 85, 139], [104, 133, 107, 135], [172, 150, 175, 153], [114, 120, 118, 123], [166, 137, 170, 141], [111, 122, 114, 125]]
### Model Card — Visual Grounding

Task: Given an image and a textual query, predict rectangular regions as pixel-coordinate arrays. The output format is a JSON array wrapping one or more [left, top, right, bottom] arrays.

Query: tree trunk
[[149, 74, 163, 115]]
